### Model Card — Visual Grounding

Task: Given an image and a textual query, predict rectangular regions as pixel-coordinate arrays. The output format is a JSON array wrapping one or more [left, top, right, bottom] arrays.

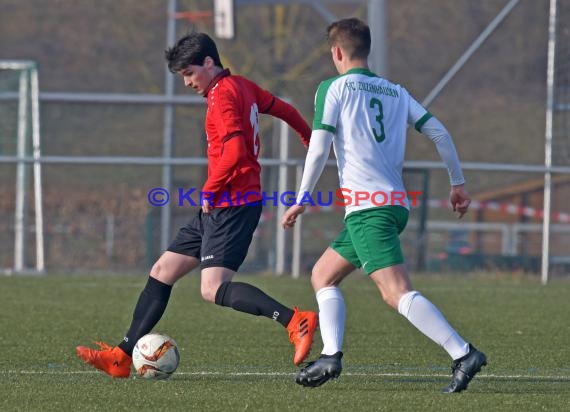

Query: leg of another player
[[206, 266, 318, 365], [370, 263, 487, 392], [118, 251, 200, 356], [75, 251, 198, 377], [294, 248, 352, 387], [206, 266, 293, 326], [311, 248, 354, 356], [370, 264, 470, 360]]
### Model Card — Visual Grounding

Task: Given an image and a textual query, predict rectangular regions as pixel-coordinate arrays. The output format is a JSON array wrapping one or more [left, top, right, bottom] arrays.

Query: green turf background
[[1, 273, 569, 411]]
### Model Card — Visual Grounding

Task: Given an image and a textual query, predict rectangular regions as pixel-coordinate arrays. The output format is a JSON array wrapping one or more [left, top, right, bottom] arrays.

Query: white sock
[[316, 286, 345, 356], [398, 291, 469, 360]]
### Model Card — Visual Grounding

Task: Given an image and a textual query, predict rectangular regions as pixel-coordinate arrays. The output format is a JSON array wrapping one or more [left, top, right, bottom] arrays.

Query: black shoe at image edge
[[295, 352, 343, 388], [442, 344, 487, 394]]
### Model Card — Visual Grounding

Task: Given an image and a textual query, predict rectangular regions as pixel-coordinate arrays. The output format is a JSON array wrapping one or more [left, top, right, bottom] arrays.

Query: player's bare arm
[[282, 205, 306, 229], [450, 184, 471, 218]]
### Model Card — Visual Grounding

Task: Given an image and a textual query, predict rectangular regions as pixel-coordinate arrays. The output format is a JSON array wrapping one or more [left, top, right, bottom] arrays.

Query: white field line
[[2, 370, 569, 381]]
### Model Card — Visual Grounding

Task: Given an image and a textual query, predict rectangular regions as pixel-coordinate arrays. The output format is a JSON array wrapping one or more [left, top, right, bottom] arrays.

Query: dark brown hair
[[326, 18, 371, 60], [165, 32, 223, 73]]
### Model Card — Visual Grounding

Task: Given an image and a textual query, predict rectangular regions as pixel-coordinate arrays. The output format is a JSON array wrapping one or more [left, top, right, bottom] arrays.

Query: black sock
[[214, 281, 294, 327], [118, 277, 172, 356]]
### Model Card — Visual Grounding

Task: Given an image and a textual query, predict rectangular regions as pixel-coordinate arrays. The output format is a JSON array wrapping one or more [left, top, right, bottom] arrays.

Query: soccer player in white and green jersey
[[282, 18, 486, 393]]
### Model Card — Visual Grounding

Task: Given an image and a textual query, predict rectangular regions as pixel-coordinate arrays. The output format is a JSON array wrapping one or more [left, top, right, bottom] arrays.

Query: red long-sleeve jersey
[[201, 69, 311, 207]]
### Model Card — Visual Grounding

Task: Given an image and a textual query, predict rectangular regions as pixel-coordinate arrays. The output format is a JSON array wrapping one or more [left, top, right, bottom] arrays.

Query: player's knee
[[200, 282, 218, 303], [310, 271, 333, 292], [310, 274, 323, 291], [150, 261, 176, 285], [150, 261, 163, 279]]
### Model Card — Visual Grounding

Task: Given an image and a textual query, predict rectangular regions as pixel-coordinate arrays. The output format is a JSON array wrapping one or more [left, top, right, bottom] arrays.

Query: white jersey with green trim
[[313, 67, 432, 214]]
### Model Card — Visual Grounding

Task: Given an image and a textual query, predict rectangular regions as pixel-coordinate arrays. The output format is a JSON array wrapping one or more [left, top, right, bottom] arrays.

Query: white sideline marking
[[2, 370, 569, 381]]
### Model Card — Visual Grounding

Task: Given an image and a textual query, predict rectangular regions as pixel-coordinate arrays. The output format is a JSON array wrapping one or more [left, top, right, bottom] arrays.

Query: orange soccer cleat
[[76, 341, 132, 378], [287, 308, 318, 366]]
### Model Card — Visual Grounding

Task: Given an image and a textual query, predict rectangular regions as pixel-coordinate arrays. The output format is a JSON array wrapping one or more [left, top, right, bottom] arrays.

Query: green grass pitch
[[1, 273, 569, 411]]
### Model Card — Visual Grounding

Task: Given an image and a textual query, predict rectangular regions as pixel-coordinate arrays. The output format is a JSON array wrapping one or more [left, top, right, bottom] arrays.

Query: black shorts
[[167, 201, 262, 272]]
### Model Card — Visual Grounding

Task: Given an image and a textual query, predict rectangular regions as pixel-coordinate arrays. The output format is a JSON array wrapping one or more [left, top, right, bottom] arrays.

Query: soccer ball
[[132, 333, 180, 380]]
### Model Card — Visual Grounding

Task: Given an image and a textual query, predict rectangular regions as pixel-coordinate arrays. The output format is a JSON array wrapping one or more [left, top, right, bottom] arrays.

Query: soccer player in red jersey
[[76, 32, 317, 377]]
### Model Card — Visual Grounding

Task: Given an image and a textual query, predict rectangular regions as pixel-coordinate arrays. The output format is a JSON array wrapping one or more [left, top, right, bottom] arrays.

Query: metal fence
[[1, 1, 569, 279]]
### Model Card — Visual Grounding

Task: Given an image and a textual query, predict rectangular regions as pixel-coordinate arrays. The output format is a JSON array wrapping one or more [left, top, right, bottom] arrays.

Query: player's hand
[[281, 205, 306, 229], [202, 199, 213, 214], [450, 184, 471, 219]]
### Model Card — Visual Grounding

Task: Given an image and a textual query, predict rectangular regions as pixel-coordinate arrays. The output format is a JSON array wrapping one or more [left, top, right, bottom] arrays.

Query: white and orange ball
[[132, 333, 180, 380]]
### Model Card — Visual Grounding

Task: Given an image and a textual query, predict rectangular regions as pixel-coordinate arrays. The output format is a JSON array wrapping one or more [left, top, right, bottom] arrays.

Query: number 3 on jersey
[[369, 97, 386, 143], [250, 103, 260, 156]]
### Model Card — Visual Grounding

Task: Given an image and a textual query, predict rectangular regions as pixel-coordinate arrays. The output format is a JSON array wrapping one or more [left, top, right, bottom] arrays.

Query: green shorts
[[330, 206, 409, 275]]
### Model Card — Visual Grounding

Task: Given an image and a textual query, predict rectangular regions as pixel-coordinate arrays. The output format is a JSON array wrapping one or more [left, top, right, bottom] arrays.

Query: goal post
[[542, 0, 569, 284], [0, 61, 45, 274]]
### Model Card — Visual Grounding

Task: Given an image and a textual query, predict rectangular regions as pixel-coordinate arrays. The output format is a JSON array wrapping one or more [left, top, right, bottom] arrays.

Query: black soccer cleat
[[442, 344, 487, 393], [295, 352, 343, 388]]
